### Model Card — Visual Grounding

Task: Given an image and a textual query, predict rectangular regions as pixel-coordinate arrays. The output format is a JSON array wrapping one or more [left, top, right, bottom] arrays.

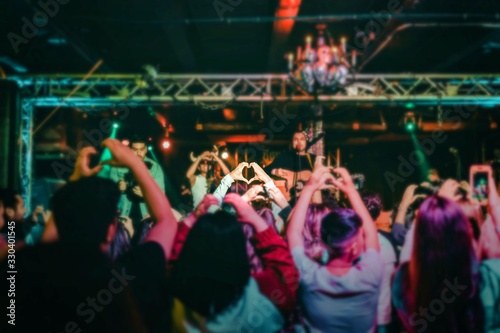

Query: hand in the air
[[438, 179, 462, 202], [306, 166, 336, 192], [248, 162, 272, 183], [133, 186, 143, 197], [69, 147, 103, 181], [230, 162, 250, 184], [101, 138, 142, 168], [241, 185, 265, 203]]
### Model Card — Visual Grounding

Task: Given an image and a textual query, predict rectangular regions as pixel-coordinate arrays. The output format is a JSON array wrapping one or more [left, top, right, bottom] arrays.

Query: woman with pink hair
[[302, 204, 331, 263], [392, 173, 500, 333]]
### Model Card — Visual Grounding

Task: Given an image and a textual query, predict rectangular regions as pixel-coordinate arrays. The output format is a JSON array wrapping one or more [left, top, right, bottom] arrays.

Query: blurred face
[[292, 132, 307, 153], [214, 164, 221, 177], [198, 160, 211, 175], [131, 143, 147, 160], [428, 170, 439, 182], [6, 195, 27, 221]]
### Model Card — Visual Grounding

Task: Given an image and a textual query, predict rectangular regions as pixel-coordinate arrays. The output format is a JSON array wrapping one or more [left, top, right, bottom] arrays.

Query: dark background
[[1, 0, 500, 209]]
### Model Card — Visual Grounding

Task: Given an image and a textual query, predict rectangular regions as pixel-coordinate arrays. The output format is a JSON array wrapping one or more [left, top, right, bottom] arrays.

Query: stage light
[[121, 139, 130, 146], [403, 111, 417, 132], [162, 139, 171, 150], [148, 146, 152, 151], [405, 121, 416, 132], [221, 151, 229, 159], [112, 123, 119, 129]]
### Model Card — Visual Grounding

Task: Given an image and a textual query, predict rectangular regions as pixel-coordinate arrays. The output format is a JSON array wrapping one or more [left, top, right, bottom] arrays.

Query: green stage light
[[405, 121, 415, 132], [148, 146, 153, 151], [112, 123, 119, 129]]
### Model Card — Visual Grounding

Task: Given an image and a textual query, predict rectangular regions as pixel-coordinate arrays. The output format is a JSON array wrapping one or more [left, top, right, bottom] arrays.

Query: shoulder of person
[[356, 248, 386, 278], [144, 156, 158, 167]]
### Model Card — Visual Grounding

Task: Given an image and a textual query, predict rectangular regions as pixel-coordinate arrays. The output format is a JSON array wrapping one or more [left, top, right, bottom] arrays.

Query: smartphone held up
[[469, 165, 492, 206]]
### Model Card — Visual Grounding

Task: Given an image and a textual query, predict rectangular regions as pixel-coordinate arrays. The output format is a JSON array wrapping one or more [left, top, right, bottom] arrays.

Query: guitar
[[272, 169, 312, 201]]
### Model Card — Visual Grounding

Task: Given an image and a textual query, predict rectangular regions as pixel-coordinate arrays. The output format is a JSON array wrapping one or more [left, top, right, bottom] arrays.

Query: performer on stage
[[264, 131, 316, 200], [106, 135, 165, 232], [264, 131, 316, 173], [186, 150, 230, 208]]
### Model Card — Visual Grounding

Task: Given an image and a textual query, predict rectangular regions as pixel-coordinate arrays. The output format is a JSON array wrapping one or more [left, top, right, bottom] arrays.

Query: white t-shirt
[[399, 223, 415, 264], [376, 233, 397, 325], [192, 175, 208, 208], [292, 246, 383, 333]]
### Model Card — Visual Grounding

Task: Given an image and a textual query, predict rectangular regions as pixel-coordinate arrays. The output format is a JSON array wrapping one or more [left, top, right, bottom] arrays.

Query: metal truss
[[12, 73, 500, 108], [20, 100, 33, 210]]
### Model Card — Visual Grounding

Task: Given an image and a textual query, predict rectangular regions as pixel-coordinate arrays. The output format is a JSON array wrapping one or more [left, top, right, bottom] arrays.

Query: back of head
[[51, 177, 120, 245], [321, 189, 341, 210], [320, 208, 362, 260], [171, 210, 250, 317], [411, 196, 483, 332], [414, 196, 476, 278]]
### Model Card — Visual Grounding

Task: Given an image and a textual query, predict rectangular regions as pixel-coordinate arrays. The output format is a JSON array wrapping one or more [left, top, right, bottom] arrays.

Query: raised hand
[[487, 169, 500, 226], [133, 186, 144, 197], [30, 205, 44, 222], [399, 184, 426, 210], [223, 193, 266, 231], [101, 138, 142, 168], [193, 194, 219, 218], [314, 155, 326, 170], [241, 185, 265, 203], [229, 162, 250, 184], [438, 179, 462, 202], [42, 210, 52, 224], [249, 162, 272, 183], [330, 167, 356, 194], [200, 151, 212, 161], [306, 165, 336, 192], [69, 146, 103, 181], [267, 187, 289, 209], [183, 194, 219, 228]]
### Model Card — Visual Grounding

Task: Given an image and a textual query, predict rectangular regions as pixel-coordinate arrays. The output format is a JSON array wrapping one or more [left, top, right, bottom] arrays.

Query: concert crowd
[[1, 132, 499, 333]]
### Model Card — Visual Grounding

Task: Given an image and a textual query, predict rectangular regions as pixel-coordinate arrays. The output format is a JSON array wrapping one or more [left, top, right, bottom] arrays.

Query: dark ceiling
[[1, 0, 500, 75], [3, 0, 500, 206]]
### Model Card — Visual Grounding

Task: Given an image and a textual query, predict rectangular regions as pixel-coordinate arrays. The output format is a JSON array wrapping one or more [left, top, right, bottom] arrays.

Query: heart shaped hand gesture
[[230, 162, 251, 184], [247, 162, 272, 184]]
